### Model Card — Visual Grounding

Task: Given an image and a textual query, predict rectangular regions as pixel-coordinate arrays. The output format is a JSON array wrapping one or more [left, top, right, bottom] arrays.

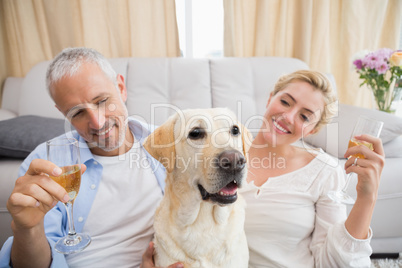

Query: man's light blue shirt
[[0, 118, 165, 268]]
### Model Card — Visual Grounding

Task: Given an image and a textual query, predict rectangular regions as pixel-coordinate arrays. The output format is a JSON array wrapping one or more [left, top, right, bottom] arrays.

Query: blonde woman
[[242, 70, 384, 268]]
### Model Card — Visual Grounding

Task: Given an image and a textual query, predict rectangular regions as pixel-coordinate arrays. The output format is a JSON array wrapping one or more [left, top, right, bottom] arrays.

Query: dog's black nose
[[218, 150, 245, 172]]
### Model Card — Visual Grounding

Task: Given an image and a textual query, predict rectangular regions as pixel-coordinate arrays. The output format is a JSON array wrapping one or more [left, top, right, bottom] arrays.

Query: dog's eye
[[231, 125, 240, 136], [188, 128, 206, 140]]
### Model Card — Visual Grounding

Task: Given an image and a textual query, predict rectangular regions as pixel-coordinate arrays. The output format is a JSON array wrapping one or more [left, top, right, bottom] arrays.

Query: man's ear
[[143, 114, 177, 173], [116, 74, 127, 102]]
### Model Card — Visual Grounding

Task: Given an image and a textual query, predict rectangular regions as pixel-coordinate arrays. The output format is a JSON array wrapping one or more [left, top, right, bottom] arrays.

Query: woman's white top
[[240, 148, 372, 268]]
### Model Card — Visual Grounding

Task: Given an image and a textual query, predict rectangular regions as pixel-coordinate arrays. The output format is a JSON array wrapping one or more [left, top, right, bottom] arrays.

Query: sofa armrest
[[1, 77, 23, 114], [0, 109, 17, 121], [0, 159, 21, 246], [343, 157, 402, 253]]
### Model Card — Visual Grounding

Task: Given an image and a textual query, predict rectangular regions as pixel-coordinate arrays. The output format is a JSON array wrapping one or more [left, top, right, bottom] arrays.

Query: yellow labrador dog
[[144, 108, 250, 268]]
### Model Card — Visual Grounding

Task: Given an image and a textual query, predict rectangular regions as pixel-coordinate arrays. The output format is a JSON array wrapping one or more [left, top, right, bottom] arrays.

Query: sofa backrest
[[125, 58, 212, 126], [7, 57, 310, 128], [16, 59, 132, 120], [210, 57, 309, 133], [18, 61, 59, 118]]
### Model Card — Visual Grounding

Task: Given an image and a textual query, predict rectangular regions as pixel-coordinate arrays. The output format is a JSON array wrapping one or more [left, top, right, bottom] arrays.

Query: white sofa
[[1, 57, 402, 256]]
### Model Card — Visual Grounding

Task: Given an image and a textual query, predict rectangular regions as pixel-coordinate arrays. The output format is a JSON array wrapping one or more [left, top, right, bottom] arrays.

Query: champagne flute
[[327, 116, 383, 205], [47, 137, 91, 254]]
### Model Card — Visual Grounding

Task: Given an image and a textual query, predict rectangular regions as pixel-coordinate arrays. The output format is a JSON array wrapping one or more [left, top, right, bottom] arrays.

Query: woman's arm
[[310, 154, 374, 268], [344, 134, 385, 239]]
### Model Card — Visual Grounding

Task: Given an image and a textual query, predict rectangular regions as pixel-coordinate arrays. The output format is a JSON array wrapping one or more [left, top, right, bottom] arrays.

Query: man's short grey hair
[[46, 47, 117, 98]]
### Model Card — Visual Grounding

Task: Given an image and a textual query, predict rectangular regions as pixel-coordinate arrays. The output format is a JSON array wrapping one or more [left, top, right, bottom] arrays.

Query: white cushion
[[383, 136, 402, 158], [1, 77, 23, 114], [360, 158, 402, 237], [109, 58, 129, 81], [304, 103, 402, 158], [125, 58, 212, 126], [210, 57, 309, 136], [18, 59, 130, 119], [18, 61, 63, 118], [0, 109, 17, 121]]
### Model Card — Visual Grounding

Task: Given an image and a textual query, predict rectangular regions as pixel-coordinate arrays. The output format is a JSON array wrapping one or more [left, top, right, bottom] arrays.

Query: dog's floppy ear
[[240, 123, 253, 162], [144, 115, 177, 173]]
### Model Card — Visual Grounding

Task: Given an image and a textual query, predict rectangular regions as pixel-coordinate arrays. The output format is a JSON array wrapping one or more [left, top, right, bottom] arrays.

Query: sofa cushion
[[108, 58, 129, 80], [18, 61, 63, 119], [304, 103, 402, 158], [17, 58, 129, 120], [383, 135, 402, 158], [125, 58, 212, 126], [1, 77, 23, 114], [210, 57, 309, 136], [0, 109, 17, 121], [0, 115, 70, 159]]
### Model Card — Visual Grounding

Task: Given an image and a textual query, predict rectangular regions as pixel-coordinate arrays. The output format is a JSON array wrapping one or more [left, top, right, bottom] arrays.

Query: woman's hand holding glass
[[343, 134, 385, 202], [328, 116, 384, 205]]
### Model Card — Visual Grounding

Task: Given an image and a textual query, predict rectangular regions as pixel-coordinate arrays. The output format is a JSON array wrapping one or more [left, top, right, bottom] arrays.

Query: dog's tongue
[[218, 181, 238, 195]]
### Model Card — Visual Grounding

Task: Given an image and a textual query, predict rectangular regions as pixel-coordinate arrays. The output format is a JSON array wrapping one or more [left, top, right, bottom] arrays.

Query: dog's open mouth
[[198, 180, 238, 205]]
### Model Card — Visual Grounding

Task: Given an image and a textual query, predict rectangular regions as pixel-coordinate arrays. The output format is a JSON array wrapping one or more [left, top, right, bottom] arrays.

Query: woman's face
[[262, 80, 325, 147]]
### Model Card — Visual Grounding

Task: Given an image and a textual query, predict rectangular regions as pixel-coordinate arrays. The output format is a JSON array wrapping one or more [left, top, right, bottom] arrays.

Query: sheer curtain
[[223, 0, 402, 107], [0, 0, 180, 105]]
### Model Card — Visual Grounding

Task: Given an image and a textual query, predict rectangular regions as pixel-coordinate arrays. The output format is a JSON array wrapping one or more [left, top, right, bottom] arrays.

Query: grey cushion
[[0, 115, 70, 159]]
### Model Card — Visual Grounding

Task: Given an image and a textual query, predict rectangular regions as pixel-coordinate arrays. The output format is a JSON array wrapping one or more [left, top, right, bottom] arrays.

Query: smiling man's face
[[52, 63, 133, 156]]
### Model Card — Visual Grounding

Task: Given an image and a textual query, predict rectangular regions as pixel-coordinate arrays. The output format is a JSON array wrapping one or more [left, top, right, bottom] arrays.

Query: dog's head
[[144, 108, 252, 205]]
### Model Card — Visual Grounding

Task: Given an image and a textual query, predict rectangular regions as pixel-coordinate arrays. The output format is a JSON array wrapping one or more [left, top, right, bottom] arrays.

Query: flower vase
[[391, 86, 402, 113], [371, 81, 402, 114]]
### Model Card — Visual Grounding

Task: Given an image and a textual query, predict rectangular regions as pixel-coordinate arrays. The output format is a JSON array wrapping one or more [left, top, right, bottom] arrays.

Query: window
[[175, 0, 224, 58]]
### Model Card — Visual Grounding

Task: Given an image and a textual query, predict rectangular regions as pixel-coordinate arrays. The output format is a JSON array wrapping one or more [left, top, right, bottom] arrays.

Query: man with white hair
[[0, 47, 181, 268]]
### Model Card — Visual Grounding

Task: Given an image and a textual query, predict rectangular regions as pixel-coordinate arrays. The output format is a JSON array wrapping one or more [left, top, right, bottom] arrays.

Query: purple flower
[[362, 53, 379, 69], [352, 48, 401, 113], [376, 62, 388, 74], [375, 48, 393, 60], [353, 59, 363, 70]]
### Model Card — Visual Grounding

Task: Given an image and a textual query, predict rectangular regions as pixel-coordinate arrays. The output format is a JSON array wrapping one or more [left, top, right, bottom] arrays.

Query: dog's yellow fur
[[144, 108, 251, 268]]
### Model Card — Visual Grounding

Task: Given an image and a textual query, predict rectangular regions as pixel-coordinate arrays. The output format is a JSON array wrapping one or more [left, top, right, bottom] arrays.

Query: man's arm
[[11, 220, 52, 268], [7, 158, 71, 268]]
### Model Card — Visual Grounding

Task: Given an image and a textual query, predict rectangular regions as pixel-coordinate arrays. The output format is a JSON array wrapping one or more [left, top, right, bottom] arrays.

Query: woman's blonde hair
[[272, 70, 338, 132]]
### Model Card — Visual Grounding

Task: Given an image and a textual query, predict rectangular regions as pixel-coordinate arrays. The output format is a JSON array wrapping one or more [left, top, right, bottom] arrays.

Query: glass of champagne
[[46, 137, 91, 254], [327, 116, 384, 205]]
